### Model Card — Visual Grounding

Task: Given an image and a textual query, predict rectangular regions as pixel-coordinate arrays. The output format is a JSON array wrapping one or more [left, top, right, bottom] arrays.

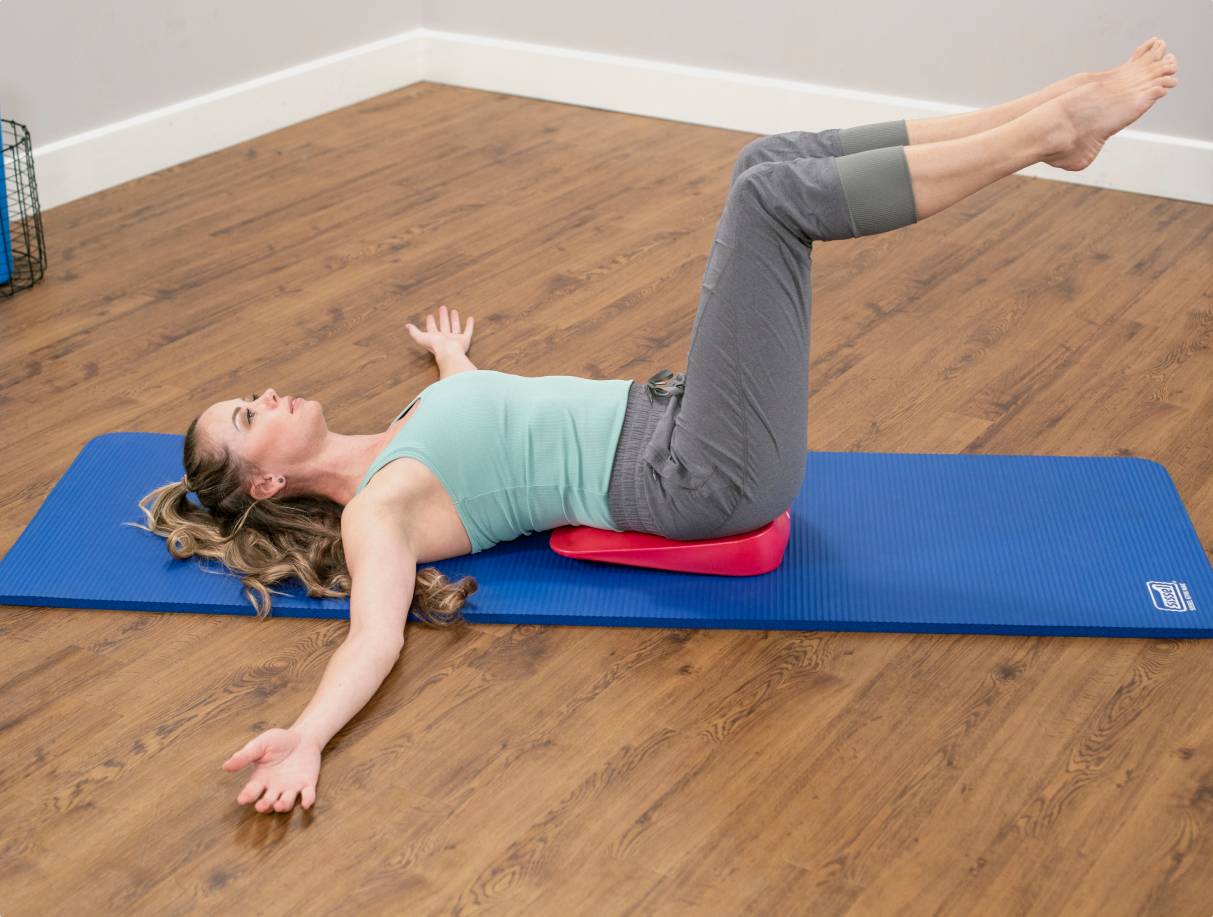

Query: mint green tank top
[[355, 370, 632, 553]]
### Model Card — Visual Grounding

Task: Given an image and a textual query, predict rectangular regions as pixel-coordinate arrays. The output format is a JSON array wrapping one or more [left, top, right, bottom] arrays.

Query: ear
[[250, 475, 283, 501]]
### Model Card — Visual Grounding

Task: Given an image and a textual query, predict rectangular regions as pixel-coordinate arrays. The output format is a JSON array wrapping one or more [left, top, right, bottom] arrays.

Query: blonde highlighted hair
[[125, 413, 476, 629]]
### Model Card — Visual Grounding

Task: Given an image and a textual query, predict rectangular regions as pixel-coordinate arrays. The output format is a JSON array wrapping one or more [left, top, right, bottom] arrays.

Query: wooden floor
[[2, 81, 1212, 915]]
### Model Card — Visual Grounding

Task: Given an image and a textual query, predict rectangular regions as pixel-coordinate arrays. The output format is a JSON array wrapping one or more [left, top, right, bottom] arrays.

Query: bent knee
[[732, 137, 773, 183]]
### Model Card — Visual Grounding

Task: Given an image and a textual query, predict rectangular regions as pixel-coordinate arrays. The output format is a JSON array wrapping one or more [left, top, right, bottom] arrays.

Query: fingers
[[224, 734, 265, 770], [238, 782, 280, 812], [443, 307, 471, 340], [236, 782, 313, 813], [257, 789, 284, 813], [414, 307, 473, 342], [438, 304, 462, 334], [237, 779, 266, 805], [224, 752, 248, 770], [275, 788, 299, 812]]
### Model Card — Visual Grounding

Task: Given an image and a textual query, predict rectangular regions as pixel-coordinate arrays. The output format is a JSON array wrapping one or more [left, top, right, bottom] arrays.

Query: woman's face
[[198, 388, 326, 488]]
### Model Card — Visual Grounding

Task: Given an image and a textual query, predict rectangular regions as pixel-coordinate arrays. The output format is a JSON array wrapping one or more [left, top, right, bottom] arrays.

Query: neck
[[298, 428, 397, 507]]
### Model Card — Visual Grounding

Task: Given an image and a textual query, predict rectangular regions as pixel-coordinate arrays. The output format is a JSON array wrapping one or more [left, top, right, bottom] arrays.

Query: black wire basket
[[1, 118, 47, 297]]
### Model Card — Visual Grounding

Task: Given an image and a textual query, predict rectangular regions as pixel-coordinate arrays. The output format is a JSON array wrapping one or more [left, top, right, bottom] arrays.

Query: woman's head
[[125, 388, 477, 628], [194, 389, 325, 501]]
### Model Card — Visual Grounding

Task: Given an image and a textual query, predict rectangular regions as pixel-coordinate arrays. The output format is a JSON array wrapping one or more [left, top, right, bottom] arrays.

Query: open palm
[[222, 727, 321, 813], [406, 304, 474, 356]]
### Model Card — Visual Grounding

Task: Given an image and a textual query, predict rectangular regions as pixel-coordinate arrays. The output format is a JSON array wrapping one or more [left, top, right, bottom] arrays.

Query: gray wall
[[1, 0, 1207, 148], [0, 0, 425, 144], [422, 0, 1209, 140]]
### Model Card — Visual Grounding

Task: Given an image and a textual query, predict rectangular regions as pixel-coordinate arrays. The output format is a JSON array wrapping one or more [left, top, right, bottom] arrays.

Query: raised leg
[[730, 121, 907, 189], [730, 71, 1080, 186], [641, 39, 1179, 540], [905, 39, 1179, 221], [728, 105, 1057, 228], [735, 37, 1177, 179], [905, 74, 1084, 145], [903, 106, 1062, 222], [907, 36, 1176, 145]]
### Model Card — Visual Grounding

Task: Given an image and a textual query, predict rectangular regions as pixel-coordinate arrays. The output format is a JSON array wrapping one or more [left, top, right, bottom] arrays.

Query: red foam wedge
[[549, 509, 791, 576]]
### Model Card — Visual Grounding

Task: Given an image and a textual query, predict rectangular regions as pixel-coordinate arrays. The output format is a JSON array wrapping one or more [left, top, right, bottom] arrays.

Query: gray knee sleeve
[[834, 145, 919, 237], [838, 120, 909, 155]]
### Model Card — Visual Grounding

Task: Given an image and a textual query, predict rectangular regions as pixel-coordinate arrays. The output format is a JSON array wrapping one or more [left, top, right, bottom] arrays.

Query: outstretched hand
[[406, 304, 474, 357], [222, 727, 321, 813]]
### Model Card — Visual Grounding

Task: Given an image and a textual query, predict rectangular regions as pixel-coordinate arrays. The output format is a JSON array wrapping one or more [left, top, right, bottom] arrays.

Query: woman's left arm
[[406, 305, 477, 378], [434, 343, 478, 379]]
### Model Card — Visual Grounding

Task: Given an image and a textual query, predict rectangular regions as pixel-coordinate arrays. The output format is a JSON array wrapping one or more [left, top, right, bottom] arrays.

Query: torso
[[348, 397, 474, 563]]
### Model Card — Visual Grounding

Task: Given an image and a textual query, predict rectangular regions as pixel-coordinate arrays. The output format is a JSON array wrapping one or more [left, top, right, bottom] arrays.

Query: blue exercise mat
[[1, 432, 1210, 638]]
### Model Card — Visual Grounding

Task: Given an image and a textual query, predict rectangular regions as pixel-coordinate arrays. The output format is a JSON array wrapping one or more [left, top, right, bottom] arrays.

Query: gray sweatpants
[[606, 120, 919, 540]]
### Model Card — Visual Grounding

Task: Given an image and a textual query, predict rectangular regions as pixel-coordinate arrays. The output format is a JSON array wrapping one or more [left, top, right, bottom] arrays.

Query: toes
[[1130, 39, 1165, 66]]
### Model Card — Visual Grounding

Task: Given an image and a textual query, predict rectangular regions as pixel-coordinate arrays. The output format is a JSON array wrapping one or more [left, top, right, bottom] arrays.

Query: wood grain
[[1, 81, 1211, 916]]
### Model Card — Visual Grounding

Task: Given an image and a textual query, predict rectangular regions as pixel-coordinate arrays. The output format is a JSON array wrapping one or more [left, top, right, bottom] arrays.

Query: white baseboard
[[32, 27, 1213, 211], [33, 31, 427, 212]]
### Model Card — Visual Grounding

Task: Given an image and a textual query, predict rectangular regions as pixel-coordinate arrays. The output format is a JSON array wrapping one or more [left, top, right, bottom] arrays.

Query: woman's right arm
[[293, 500, 417, 749], [290, 634, 403, 750], [223, 502, 417, 813]]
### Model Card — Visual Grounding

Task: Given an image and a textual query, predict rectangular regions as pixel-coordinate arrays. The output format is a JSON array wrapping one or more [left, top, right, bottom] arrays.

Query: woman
[[133, 39, 1178, 812]]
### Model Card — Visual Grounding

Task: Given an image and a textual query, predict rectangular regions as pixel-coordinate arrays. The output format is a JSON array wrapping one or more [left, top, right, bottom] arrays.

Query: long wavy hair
[[124, 412, 477, 629]]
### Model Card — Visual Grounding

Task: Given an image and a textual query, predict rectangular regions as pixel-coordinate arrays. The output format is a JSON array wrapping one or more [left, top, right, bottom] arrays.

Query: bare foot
[[1043, 38, 1179, 171]]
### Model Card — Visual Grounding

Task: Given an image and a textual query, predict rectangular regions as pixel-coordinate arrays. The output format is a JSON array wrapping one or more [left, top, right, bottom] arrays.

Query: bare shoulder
[[344, 457, 474, 564], [342, 465, 425, 555]]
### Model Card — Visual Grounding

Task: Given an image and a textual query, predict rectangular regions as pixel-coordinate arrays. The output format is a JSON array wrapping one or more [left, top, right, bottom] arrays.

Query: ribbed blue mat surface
[[1, 433, 1210, 638]]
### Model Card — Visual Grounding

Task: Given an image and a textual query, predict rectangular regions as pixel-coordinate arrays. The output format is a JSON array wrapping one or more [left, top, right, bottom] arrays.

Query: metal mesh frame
[[1, 118, 47, 297]]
